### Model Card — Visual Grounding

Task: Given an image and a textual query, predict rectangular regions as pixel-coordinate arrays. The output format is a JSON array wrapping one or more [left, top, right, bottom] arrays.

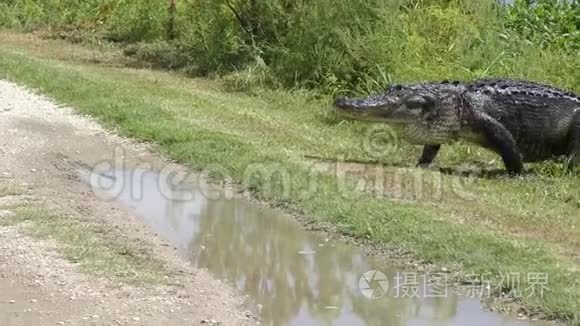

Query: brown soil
[[0, 80, 259, 326]]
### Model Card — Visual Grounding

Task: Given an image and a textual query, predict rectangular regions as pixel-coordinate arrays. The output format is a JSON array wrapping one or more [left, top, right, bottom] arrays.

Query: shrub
[[1, 0, 577, 94]]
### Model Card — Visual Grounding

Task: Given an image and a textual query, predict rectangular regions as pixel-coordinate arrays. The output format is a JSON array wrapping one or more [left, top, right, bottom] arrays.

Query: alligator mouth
[[334, 96, 389, 110], [334, 106, 371, 121], [335, 109, 370, 120], [334, 96, 408, 124]]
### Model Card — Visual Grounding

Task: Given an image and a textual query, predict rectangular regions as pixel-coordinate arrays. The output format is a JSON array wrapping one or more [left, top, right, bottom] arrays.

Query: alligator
[[333, 78, 580, 174]]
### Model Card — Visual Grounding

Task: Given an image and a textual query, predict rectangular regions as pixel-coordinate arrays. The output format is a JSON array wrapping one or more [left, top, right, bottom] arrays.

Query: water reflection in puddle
[[80, 167, 549, 326]]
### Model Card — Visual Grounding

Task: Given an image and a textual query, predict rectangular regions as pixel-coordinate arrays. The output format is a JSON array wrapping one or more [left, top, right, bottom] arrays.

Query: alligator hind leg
[[565, 110, 580, 172], [472, 112, 524, 174], [417, 145, 441, 168]]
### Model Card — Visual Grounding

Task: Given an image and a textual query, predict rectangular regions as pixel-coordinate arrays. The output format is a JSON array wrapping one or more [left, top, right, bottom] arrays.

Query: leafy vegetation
[[0, 0, 577, 95], [504, 0, 579, 51]]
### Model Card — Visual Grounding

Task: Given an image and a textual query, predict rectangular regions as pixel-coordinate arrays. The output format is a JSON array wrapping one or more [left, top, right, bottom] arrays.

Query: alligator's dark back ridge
[[465, 78, 580, 102], [388, 78, 579, 102]]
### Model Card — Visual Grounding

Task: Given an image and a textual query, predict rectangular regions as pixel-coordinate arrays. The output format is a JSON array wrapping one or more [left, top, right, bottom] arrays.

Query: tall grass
[[0, 0, 578, 95]]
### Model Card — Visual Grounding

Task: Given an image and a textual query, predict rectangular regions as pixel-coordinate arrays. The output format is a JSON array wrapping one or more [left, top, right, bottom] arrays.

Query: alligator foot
[[416, 145, 441, 169], [564, 111, 580, 173]]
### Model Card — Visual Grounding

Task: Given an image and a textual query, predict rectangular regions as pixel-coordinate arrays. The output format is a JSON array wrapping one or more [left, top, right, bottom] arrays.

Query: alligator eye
[[388, 84, 403, 92], [405, 95, 435, 110]]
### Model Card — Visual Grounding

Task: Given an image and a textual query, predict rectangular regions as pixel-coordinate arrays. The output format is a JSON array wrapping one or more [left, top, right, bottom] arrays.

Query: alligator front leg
[[472, 112, 524, 174], [417, 145, 441, 168]]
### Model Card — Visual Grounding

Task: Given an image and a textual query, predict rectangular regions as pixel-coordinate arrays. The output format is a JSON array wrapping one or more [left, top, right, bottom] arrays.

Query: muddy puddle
[[80, 167, 551, 326]]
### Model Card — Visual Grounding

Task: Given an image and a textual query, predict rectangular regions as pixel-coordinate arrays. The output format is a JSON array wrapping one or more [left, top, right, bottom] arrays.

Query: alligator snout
[[334, 96, 366, 111], [333, 95, 394, 110], [334, 96, 349, 109]]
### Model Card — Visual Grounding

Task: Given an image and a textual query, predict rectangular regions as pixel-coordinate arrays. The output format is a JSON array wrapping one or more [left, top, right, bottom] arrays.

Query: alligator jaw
[[333, 95, 405, 123]]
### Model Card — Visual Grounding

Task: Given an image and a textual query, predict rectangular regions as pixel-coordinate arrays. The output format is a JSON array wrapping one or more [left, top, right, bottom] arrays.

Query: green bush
[[177, 1, 256, 76], [504, 0, 579, 52], [0, 0, 577, 94], [104, 0, 168, 43], [123, 40, 189, 70], [221, 59, 281, 94]]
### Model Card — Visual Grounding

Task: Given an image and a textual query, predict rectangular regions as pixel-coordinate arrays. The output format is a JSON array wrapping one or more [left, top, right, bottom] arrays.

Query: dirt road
[[0, 79, 258, 325]]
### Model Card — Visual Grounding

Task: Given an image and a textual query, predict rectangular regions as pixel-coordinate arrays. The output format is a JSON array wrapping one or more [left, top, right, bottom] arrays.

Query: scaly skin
[[334, 78, 580, 174]]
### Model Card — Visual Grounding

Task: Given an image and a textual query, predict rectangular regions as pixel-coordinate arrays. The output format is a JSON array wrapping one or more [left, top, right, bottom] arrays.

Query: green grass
[[0, 182, 167, 285], [0, 32, 578, 324], [0, 178, 167, 284], [4, 206, 167, 284], [0, 183, 26, 197], [0, 196, 167, 285]]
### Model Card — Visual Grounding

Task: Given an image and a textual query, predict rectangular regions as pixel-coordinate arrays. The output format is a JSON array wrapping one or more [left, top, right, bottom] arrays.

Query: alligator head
[[335, 83, 461, 123], [333, 82, 466, 143]]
